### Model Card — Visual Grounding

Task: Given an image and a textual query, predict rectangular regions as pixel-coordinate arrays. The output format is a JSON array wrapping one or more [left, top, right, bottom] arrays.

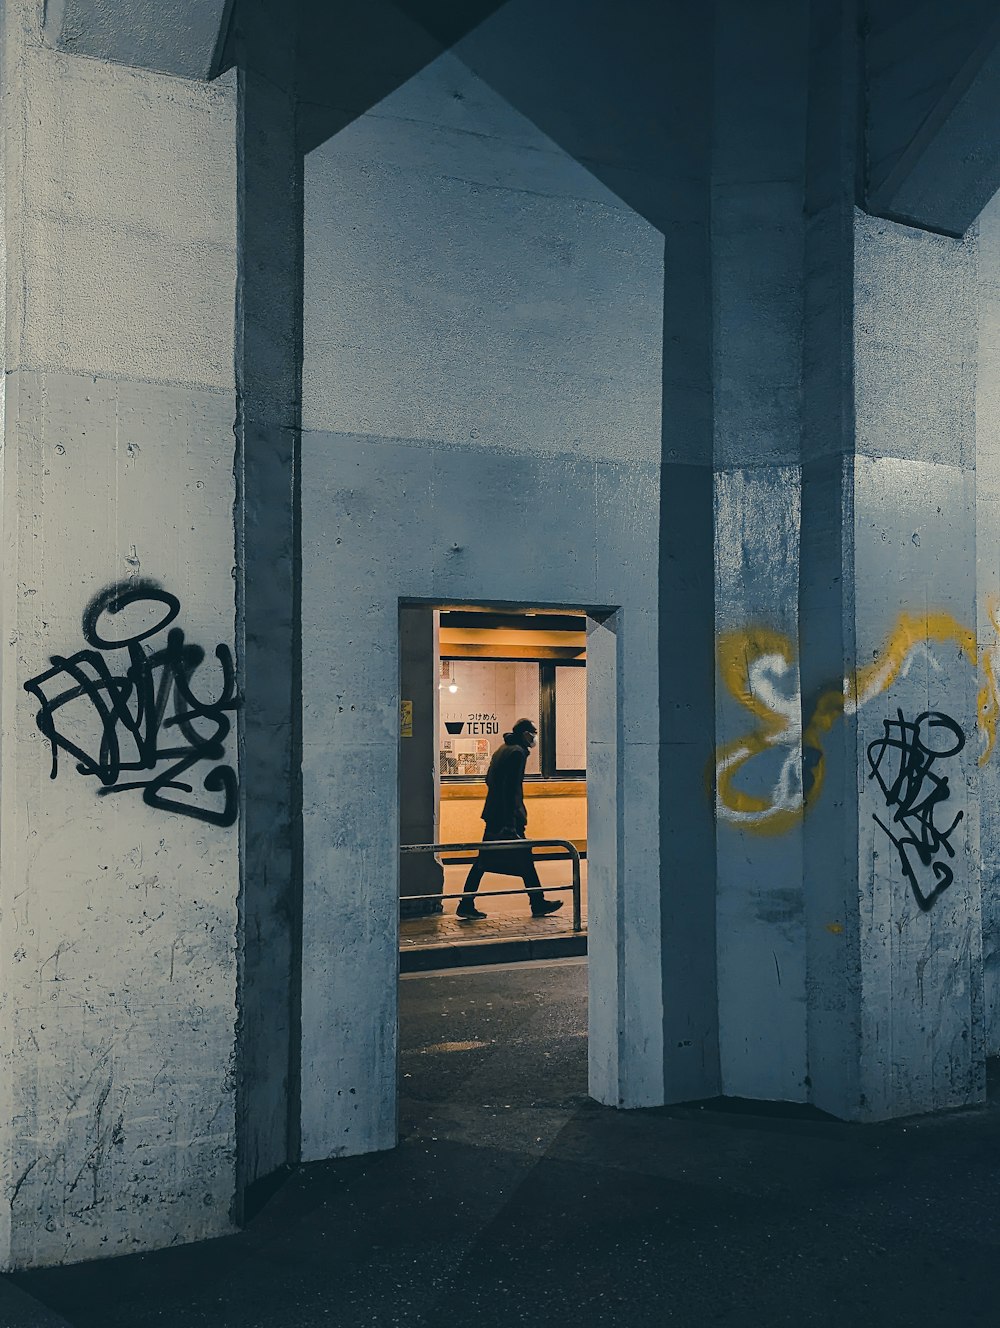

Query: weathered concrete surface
[[6, 0, 1000, 1279], [798, 0, 864, 1123], [799, 2, 986, 1122], [655, 2, 720, 1108], [302, 49, 663, 458], [0, 0, 239, 1269], [711, 0, 808, 1103], [853, 456, 982, 1115], [977, 190, 1000, 1057], [300, 40, 668, 1154], [803, 210, 982, 1121], [714, 469, 806, 1101], [865, 0, 1000, 235], [231, 0, 303, 1223], [852, 214, 982, 1119], [42, 0, 231, 80], [299, 436, 663, 1153]]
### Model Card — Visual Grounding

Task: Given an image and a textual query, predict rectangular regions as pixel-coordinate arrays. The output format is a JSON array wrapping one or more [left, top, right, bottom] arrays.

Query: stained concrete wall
[[850, 213, 982, 1115], [801, 206, 983, 1120], [0, 0, 239, 1267], [713, 1, 989, 1118], [299, 44, 665, 1156], [42, 0, 231, 80], [864, 0, 1000, 234], [864, 0, 999, 208], [230, 1, 303, 1221], [711, 0, 808, 1102], [977, 190, 1000, 1055], [2, 0, 998, 1274]]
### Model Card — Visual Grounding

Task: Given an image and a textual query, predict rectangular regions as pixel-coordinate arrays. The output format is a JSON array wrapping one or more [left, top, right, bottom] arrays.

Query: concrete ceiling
[[42, 0, 234, 81], [865, 0, 1000, 235]]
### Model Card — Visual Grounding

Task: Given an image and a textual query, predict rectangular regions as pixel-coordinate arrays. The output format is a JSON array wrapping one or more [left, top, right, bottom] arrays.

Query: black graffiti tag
[[866, 709, 965, 912], [23, 580, 239, 826]]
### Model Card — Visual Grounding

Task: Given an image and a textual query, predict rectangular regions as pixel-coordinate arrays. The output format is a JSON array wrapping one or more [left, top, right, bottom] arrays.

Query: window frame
[[540, 660, 586, 778], [439, 655, 586, 783]]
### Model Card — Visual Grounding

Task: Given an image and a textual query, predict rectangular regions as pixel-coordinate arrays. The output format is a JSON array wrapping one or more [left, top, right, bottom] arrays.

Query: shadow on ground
[[6, 957, 1000, 1326]]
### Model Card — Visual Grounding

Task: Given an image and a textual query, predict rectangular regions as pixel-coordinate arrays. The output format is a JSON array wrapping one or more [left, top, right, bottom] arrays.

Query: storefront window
[[439, 658, 587, 779], [439, 660, 540, 777], [554, 664, 587, 772]]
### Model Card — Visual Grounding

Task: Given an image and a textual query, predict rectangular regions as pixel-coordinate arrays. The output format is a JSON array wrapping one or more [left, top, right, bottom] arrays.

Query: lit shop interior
[[398, 607, 587, 922]]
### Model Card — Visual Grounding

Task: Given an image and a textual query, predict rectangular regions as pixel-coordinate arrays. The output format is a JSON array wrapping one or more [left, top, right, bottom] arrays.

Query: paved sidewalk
[[400, 861, 587, 962], [7, 957, 1000, 1327]]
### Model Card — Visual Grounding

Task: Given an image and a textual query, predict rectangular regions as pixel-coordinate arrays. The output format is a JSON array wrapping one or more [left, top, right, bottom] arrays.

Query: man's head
[[512, 717, 537, 749]]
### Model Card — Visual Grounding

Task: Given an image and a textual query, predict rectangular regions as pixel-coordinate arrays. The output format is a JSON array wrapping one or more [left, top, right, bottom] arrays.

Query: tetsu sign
[[465, 712, 499, 735]]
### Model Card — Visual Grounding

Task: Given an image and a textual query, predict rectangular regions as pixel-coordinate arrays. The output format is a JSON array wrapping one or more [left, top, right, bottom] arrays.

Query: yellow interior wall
[[439, 626, 586, 651], [440, 783, 586, 852]]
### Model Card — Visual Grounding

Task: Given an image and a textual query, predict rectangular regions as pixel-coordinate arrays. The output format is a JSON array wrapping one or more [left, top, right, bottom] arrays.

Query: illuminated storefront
[[435, 612, 588, 856]]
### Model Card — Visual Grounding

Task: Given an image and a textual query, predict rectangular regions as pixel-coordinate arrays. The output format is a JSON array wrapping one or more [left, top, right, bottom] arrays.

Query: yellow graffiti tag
[[714, 604, 1000, 833], [713, 627, 807, 835], [979, 597, 1000, 766]]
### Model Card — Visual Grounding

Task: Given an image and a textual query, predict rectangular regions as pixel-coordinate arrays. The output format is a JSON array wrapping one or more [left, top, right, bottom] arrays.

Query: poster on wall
[[440, 706, 501, 776]]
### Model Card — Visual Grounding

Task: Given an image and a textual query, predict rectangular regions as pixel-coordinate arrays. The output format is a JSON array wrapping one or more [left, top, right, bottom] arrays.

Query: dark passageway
[[8, 958, 1000, 1327]]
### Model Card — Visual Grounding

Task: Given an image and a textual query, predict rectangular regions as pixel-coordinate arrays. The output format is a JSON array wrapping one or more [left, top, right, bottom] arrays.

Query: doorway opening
[[397, 599, 612, 1148], [398, 603, 589, 969]]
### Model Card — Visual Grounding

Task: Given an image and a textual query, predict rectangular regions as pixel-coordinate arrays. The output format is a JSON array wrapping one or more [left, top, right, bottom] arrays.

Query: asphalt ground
[[5, 956, 1000, 1327]]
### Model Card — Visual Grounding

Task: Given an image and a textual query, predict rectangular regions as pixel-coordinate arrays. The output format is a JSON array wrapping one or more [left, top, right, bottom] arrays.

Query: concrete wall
[[299, 44, 665, 1156], [864, 0, 999, 206], [978, 190, 1000, 1055], [799, 202, 983, 1120], [1, 0, 997, 1273], [711, 0, 990, 1118], [850, 212, 982, 1115], [440, 785, 586, 851], [0, 0, 239, 1267], [711, 0, 809, 1102]]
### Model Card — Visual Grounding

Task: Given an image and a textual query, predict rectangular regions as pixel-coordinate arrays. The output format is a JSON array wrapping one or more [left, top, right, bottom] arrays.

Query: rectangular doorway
[[396, 599, 615, 1152], [399, 604, 589, 963]]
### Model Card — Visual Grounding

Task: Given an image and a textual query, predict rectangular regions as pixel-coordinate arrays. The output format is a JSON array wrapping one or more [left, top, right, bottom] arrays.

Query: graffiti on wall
[[866, 709, 965, 911], [714, 604, 1000, 840], [23, 580, 240, 826]]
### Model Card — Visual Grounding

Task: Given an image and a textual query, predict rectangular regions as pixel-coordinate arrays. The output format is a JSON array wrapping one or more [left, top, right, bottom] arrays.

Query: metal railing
[[400, 838, 583, 933]]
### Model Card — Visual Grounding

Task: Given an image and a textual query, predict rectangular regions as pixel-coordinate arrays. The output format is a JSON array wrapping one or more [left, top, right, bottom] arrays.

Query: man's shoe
[[456, 902, 487, 920], [531, 899, 564, 918]]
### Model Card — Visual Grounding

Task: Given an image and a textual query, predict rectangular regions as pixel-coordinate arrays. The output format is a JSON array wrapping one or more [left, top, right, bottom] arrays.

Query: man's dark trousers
[[462, 822, 544, 910]]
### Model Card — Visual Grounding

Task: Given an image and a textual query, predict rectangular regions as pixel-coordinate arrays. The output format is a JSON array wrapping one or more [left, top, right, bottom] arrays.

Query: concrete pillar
[[398, 606, 444, 916], [231, 0, 304, 1217], [977, 190, 1000, 1057], [800, 1, 984, 1120], [710, 0, 809, 1104], [656, 0, 721, 1106], [0, 0, 240, 1266]]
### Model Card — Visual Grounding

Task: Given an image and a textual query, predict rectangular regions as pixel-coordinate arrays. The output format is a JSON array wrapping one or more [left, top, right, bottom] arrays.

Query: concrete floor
[[5, 957, 1000, 1326]]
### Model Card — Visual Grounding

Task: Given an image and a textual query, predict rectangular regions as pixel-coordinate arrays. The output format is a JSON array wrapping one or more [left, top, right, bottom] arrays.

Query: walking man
[[456, 717, 564, 920]]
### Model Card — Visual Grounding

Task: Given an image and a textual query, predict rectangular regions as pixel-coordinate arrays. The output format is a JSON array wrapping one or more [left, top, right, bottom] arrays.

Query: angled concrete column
[[977, 191, 1000, 1057], [801, 1, 984, 1120], [710, 0, 809, 1105], [657, 1, 720, 1104], [231, 0, 303, 1217]]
